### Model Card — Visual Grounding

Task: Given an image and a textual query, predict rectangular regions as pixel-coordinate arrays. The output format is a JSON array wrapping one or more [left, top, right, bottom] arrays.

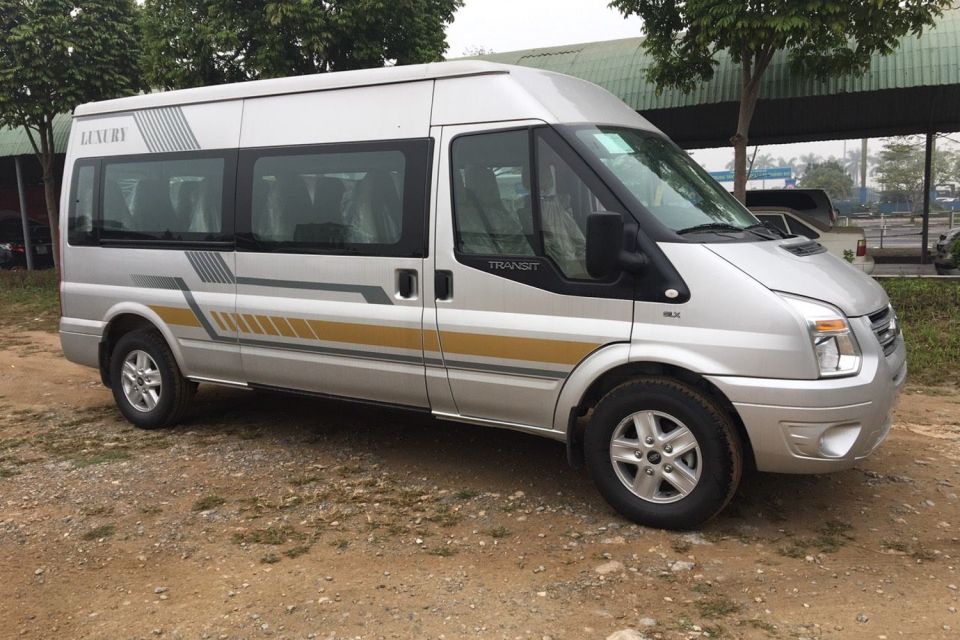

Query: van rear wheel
[[109, 329, 193, 429], [584, 378, 742, 530]]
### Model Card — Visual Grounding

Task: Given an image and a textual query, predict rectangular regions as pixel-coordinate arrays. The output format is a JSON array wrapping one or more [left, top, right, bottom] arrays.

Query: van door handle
[[397, 269, 417, 299], [435, 270, 453, 300]]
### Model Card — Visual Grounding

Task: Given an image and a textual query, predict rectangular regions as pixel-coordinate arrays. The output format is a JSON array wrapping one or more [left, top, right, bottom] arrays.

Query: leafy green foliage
[[609, 0, 951, 200], [140, 0, 464, 89], [799, 160, 854, 201], [0, 0, 141, 262], [874, 136, 956, 205]]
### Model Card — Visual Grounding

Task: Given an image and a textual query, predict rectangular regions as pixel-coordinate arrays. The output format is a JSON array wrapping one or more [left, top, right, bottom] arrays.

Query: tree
[[0, 0, 141, 268], [140, 0, 464, 89], [799, 160, 854, 201], [609, 0, 951, 202], [873, 136, 955, 212], [798, 152, 822, 177]]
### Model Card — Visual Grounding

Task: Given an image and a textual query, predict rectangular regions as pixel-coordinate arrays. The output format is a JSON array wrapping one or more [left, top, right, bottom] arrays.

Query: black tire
[[109, 329, 194, 429], [584, 377, 742, 530]]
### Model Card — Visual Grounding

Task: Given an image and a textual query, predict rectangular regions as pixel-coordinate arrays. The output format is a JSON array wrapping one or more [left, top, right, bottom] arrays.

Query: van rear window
[[68, 164, 96, 245], [101, 157, 228, 242]]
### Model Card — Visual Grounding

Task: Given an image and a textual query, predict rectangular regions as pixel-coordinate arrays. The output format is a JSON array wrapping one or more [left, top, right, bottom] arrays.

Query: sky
[[444, 0, 955, 188]]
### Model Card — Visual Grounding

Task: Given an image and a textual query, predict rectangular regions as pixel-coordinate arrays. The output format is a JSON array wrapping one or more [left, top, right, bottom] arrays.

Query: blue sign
[[709, 166, 792, 182]]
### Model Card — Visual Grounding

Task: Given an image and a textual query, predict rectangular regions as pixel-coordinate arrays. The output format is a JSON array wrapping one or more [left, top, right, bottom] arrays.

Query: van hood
[[705, 239, 887, 317]]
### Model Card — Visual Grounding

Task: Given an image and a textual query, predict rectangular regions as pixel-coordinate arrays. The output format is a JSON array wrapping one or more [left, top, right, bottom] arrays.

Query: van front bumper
[[706, 319, 906, 474]]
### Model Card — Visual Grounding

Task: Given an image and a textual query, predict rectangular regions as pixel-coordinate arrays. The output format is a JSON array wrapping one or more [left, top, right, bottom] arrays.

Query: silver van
[[59, 62, 906, 529]]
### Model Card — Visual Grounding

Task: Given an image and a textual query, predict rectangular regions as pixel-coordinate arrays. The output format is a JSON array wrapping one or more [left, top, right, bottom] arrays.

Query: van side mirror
[[586, 212, 625, 278], [586, 212, 650, 278]]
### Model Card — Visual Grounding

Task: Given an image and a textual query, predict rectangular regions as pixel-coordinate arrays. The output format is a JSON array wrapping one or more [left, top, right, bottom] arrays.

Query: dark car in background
[[745, 188, 839, 229], [0, 211, 54, 269]]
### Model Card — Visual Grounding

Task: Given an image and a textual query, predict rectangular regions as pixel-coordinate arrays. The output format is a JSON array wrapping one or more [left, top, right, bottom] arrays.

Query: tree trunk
[[730, 48, 774, 203], [42, 159, 60, 272], [34, 117, 61, 272]]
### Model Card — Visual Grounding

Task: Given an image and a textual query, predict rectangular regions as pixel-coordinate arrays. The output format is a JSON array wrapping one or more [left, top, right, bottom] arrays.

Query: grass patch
[[80, 505, 114, 516], [881, 278, 960, 386], [192, 495, 226, 511], [696, 595, 741, 619], [672, 538, 693, 554], [777, 520, 854, 558], [81, 524, 116, 541], [0, 467, 21, 479], [881, 539, 937, 561], [428, 545, 457, 557], [260, 553, 281, 564], [330, 538, 350, 550], [455, 489, 479, 500], [232, 525, 305, 546], [283, 544, 311, 559], [486, 526, 511, 539], [70, 448, 132, 468], [0, 270, 59, 333]]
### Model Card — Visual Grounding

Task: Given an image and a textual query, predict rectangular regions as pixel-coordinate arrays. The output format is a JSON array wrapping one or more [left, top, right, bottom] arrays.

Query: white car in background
[[750, 207, 874, 274]]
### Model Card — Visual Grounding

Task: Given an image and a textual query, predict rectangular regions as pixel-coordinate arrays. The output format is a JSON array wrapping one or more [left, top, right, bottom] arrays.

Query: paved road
[[843, 215, 957, 249]]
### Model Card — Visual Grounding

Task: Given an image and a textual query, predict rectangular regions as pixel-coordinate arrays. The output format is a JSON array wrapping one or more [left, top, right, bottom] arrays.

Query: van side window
[[101, 157, 226, 241], [785, 216, 820, 239], [451, 129, 611, 280], [451, 130, 536, 257], [756, 213, 788, 235], [68, 164, 96, 245], [251, 150, 405, 247], [240, 139, 430, 257]]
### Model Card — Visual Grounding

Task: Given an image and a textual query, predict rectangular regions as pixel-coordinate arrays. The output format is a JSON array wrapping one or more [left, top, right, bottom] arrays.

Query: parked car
[[935, 227, 960, 274], [0, 211, 54, 269], [749, 206, 874, 274], [745, 188, 838, 229]]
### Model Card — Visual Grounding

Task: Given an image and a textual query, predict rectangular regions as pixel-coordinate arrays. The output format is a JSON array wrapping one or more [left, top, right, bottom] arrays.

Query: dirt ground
[[1, 331, 959, 640]]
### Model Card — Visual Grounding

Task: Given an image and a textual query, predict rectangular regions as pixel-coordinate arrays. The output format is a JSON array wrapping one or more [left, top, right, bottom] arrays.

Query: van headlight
[[778, 294, 861, 377]]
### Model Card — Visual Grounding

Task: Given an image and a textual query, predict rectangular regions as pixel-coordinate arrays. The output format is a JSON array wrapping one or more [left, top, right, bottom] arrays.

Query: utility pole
[[14, 156, 34, 271], [860, 138, 868, 206]]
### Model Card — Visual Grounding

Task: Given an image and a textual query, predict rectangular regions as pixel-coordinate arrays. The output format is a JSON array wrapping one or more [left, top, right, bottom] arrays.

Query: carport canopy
[[476, 9, 960, 148]]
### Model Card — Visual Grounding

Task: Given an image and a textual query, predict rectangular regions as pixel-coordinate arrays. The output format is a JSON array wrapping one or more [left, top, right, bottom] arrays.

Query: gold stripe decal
[[202, 310, 598, 367], [306, 319, 422, 351], [149, 305, 201, 328]]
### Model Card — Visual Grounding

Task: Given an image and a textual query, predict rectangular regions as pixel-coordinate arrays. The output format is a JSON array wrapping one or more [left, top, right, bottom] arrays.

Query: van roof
[[75, 61, 514, 117]]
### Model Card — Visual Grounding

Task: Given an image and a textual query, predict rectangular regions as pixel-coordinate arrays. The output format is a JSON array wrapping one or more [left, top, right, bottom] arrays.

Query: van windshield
[[570, 126, 761, 237]]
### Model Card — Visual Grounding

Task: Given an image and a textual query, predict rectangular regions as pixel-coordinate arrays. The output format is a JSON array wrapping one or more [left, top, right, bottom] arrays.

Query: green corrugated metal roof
[[477, 8, 960, 112], [0, 113, 72, 158]]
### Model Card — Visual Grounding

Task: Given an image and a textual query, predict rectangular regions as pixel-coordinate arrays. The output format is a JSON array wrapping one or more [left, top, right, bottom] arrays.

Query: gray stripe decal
[[185, 252, 216, 283], [130, 273, 567, 379], [212, 253, 235, 283], [236, 277, 392, 305], [132, 112, 158, 153], [131, 274, 180, 289], [442, 358, 568, 380], [160, 108, 191, 150], [194, 252, 220, 283], [205, 252, 233, 283], [130, 107, 200, 153], [169, 107, 200, 149], [238, 337, 425, 366]]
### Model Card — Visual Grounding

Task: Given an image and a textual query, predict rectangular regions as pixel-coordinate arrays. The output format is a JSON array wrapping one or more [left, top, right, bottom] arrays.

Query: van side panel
[[240, 82, 434, 146], [60, 102, 244, 382]]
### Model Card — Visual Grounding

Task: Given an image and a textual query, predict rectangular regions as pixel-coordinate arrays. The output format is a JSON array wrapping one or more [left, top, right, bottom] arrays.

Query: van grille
[[868, 306, 900, 357], [781, 241, 827, 257]]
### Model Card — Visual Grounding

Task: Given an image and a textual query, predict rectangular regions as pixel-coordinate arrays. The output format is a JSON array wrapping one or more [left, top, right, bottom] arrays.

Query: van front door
[[430, 124, 635, 429], [233, 139, 433, 407]]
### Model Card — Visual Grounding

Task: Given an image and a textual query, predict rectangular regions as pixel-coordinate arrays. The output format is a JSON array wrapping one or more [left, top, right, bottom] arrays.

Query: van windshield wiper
[[676, 222, 746, 236], [744, 222, 785, 240]]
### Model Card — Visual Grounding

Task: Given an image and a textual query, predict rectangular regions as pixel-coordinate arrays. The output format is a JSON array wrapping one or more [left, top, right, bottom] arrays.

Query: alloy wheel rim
[[609, 410, 702, 504], [121, 350, 162, 413]]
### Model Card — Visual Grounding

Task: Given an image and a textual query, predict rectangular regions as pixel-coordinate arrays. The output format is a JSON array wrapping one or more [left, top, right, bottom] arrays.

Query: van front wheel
[[584, 378, 742, 530], [109, 329, 193, 429]]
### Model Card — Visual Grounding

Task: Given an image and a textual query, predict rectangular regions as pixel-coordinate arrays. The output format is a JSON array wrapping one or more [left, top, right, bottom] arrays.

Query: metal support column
[[13, 156, 34, 271], [920, 130, 934, 265]]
